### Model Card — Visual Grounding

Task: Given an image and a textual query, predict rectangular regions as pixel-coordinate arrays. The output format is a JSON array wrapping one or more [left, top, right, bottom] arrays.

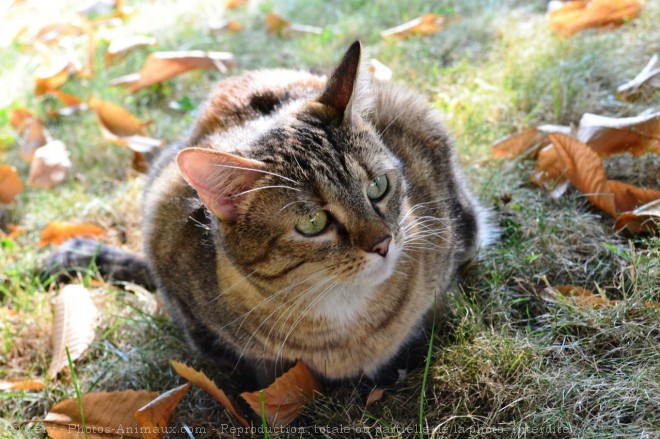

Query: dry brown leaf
[[492, 128, 548, 159], [135, 383, 190, 439], [544, 284, 660, 308], [531, 144, 567, 191], [577, 111, 660, 156], [366, 387, 385, 408], [45, 389, 159, 438], [50, 90, 84, 107], [265, 12, 322, 37], [549, 134, 660, 217], [607, 180, 660, 213], [265, 12, 290, 35], [170, 360, 249, 427], [615, 199, 660, 234], [88, 97, 149, 137], [132, 151, 150, 173], [116, 51, 236, 93], [0, 378, 45, 391], [27, 140, 72, 189], [104, 35, 157, 66], [368, 59, 392, 81], [0, 164, 23, 204], [3, 224, 26, 240], [209, 19, 244, 34], [47, 285, 98, 378], [618, 54, 660, 97], [100, 129, 165, 154], [39, 222, 105, 248], [545, 284, 615, 308], [9, 108, 50, 162], [34, 57, 70, 96], [240, 360, 320, 428], [550, 133, 617, 216], [226, 0, 248, 8], [549, 0, 644, 37], [381, 13, 446, 38]]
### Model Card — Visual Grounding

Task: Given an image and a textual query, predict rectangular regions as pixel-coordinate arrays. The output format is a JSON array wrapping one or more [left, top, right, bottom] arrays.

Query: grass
[[1, 0, 659, 438]]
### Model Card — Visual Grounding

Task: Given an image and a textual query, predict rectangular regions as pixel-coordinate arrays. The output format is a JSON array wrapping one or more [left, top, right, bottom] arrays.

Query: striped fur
[[142, 42, 490, 382]]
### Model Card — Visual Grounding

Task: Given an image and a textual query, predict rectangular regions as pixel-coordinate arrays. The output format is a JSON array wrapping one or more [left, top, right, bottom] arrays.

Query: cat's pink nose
[[372, 236, 391, 257]]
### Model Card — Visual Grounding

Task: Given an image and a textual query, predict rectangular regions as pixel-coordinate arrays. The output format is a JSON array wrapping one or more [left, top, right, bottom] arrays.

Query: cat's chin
[[352, 241, 400, 287]]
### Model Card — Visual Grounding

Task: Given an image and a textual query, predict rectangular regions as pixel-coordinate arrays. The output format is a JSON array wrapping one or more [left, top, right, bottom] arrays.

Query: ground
[[1, 0, 659, 438]]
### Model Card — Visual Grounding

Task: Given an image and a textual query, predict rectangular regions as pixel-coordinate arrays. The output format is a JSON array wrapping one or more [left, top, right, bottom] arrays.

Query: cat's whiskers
[[235, 185, 300, 197], [279, 200, 307, 213], [398, 198, 450, 225], [220, 265, 336, 332], [231, 269, 340, 370], [379, 99, 419, 137], [274, 275, 343, 370], [263, 273, 340, 350], [204, 268, 259, 305], [210, 163, 299, 185]]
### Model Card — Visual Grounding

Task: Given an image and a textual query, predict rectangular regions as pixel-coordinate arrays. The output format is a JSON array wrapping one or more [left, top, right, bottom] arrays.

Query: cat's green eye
[[367, 175, 388, 201], [295, 210, 329, 236]]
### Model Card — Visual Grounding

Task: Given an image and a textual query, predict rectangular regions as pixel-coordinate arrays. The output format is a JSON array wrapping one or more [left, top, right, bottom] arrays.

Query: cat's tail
[[40, 238, 155, 290]]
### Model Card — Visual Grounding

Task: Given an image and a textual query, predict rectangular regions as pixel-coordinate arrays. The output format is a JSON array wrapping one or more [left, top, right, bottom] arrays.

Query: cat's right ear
[[318, 40, 362, 119], [177, 148, 266, 223]]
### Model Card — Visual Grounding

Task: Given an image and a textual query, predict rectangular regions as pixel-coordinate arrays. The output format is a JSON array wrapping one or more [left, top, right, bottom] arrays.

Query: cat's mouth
[[352, 239, 400, 286]]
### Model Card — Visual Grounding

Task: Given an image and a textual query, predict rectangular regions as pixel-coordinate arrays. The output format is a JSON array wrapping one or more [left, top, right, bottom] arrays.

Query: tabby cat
[[142, 41, 490, 384]]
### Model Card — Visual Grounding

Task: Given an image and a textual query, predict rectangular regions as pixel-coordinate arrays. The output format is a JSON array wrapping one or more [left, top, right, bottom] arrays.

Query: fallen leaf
[[550, 0, 644, 37], [132, 152, 149, 173], [39, 222, 105, 247], [549, 133, 660, 217], [226, 0, 248, 8], [47, 285, 98, 378], [209, 19, 244, 34], [0, 164, 23, 204], [381, 13, 446, 39], [101, 129, 165, 154], [114, 51, 236, 92], [135, 383, 190, 439], [87, 98, 163, 153], [530, 144, 567, 190], [0, 378, 45, 391], [615, 199, 660, 234], [368, 59, 392, 81], [606, 180, 660, 213], [170, 360, 249, 427], [45, 390, 159, 438], [543, 284, 659, 308], [27, 140, 72, 189], [4, 224, 26, 239], [50, 90, 84, 107], [240, 361, 320, 428], [618, 53, 660, 98], [34, 57, 71, 96], [577, 111, 660, 156], [88, 97, 149, 137], [549, 0, 644, 37], [491, 128, 548, 159], [366, 387, 385, 408], [104, 35, 158, 66], [550, 133, 616, 216], [9, 108, 50, 161], [265, 12, 322, 37], [543, 284, 614, 307]]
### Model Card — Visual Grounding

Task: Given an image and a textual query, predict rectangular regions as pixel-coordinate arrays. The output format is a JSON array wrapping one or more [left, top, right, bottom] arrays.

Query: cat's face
[[177, 41, 411, 310], [220, 107, 408, 297]]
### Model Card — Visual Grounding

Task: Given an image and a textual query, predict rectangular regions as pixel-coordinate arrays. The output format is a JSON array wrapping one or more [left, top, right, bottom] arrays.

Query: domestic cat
[[141, 41, 492, 384]]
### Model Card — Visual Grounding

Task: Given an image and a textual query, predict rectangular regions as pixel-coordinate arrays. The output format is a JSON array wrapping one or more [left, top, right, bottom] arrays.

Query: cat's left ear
[[177, 148, 266, 223], [318, 40, 362, 120]]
